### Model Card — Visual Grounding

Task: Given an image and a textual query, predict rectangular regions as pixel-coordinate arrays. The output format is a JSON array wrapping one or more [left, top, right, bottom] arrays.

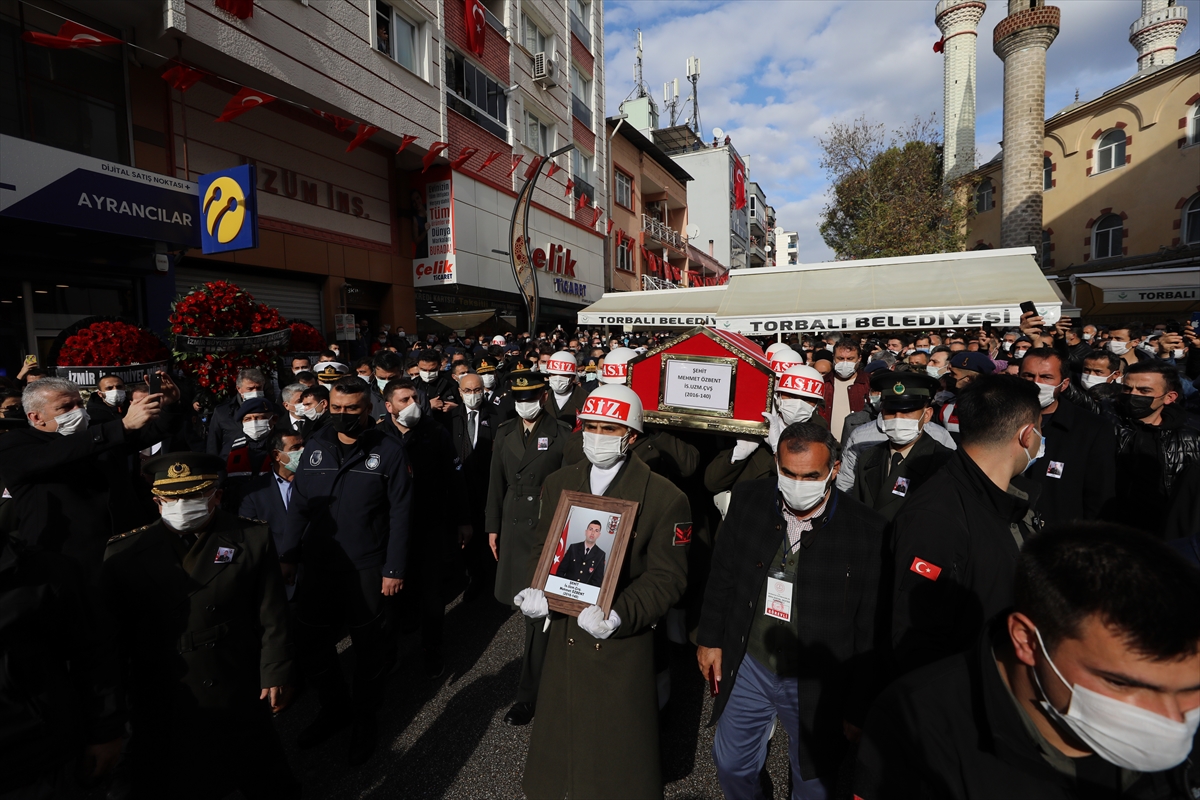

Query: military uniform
[[522, 454, 690, 800], [100, 453, 295, 800], [544, 383, 589, 428], [565, 424, 700, 483], [555, 540, 606, 586]]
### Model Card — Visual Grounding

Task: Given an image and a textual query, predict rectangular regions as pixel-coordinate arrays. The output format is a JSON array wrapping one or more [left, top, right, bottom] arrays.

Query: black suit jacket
[[555, 540, 606, 586], [1022, 396, 1116, 527], [852, 433, 954, 523], [237, 471, 290, 555], [697, 482, 886, 777]]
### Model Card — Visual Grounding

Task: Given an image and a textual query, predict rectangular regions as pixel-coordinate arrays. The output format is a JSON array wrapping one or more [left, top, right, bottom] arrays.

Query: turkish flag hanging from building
[[215, 87, 275, 122], [313, 108, 354, 132], [422, 142, 449, 172], [478, 150, 502, 171], [162, 63, 205, 92], [464, 0, 487, 57], [524, 156, 544, 180], [22, 21, 121, 49], [396, 134, 419, 154], [346, 124, 380, 152], [450, 146, 479, 169], [215, 0, 254, 20], [732, 155, 747, 210], [508, 154, 525, 177]]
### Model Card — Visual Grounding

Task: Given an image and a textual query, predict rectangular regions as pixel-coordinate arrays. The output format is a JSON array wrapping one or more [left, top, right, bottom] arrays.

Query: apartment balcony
[[570, 11, 591, 49], [573, 176, 595, 203], [571, 95, 592, 128], [642, 214, 684, 251]]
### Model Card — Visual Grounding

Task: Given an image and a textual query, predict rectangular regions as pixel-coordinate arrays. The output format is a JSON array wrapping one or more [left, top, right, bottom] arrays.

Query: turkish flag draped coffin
[[626, 327, 775, 436]]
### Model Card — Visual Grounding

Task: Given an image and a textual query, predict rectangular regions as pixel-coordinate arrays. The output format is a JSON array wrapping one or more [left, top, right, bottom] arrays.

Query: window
[[749, 194, 758, 219], [1043, 156, 1053, 191], [376, 2, 420, 74], [1189, 106, 1200, 147], [1184, 195, 1200, 245], [614, 170, 633, 209], [572, 148, 592, 183], [616, 238, 633, 272], [525, 110, 550, 155], [1095, 130, 1126, 173], [445, 48, 508, 141], [520, 12, 548, 54], [1092, 214, 1123, 259], [570, 0, 590, 48], [570, 65, 592, 126], [975, 179, 995, 213]]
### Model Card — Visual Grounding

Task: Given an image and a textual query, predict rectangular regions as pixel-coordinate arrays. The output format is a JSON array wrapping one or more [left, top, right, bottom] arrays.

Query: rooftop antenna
[[686, 56, 702, 135], [623, 29, 659, 111], [663, 78, 681, 126]]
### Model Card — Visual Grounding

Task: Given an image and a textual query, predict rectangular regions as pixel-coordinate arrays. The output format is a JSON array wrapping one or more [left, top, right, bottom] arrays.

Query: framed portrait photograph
[[532, 491, 639, 617]]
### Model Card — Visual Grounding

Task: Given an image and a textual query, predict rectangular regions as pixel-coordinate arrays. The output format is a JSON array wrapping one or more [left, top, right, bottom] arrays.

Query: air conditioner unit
[[532, 52, 558, 86]]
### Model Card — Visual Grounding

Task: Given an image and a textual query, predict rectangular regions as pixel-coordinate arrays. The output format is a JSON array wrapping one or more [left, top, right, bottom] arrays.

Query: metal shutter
[[174, 266, 325, 333]]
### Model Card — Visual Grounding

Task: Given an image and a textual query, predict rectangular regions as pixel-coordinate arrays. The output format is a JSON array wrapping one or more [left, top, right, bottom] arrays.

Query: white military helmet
[[578, 383, 644, 433], [544, 351, 578, 375], [491, 334, 507, 345], [776, 364, 826, 402], [599, 347, 638, 384], [765, 342, 790, 361], [768, 347, 804, 375]]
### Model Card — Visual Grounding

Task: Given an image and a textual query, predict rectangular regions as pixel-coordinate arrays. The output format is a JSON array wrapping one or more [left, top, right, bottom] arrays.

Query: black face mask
[[331, 412, 368, 437], [1121, 393, 1157, 420]]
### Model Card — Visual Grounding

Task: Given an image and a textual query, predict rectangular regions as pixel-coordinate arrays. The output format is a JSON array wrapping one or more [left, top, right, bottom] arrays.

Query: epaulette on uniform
[[108, 524, 152, 546], [238, 516, 269, 526]]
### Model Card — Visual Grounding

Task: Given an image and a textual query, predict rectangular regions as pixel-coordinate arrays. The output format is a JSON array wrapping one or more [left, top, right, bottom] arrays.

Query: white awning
[[577, 247, 1060, 332], [1074, 266, 1200, 305]]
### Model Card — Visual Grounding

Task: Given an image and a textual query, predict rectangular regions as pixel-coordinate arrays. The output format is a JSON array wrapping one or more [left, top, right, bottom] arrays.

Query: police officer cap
[[507, 363, 546, 398], [315, 362, 350, 384], [142, 452, 224, 497], [869, 371, 940, 412], [475, 355, 498, 374], [948, 351, 995, 375], [235, 398, 280, 421]]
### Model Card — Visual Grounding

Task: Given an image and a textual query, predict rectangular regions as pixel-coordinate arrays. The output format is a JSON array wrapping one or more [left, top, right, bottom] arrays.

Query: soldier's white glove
[[763, 411, 786, 454], [514, 588, 548, 619], [731, 437, 759, 462], [577, 605, 621, 639]]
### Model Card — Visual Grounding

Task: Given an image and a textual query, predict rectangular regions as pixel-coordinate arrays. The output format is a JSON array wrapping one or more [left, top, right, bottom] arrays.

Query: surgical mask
[[481, 374, 496, 389], [926, 365, 946, 379], [1121, 393, 1157, 420], [1031, 627, 1200, 772], [282, 450, 302, 473], [1021, 426, 1045, 475], [295, 404, 318, 420], [1172, 348, 1186, 360], [548, 375, 572, 394], [515, 400, 541, 421], [1107, 340, 1130, 355], [463, 392, 484, 410], [864, 393, 882, 413], [880, 417, 922, 447], [54, 406, 89, 436], [1035, 381, 1059, 409], [242, 419, 272, 440], [584, 371, 598, 382], [777, 472, 830, 513], [833, 361, 857, 379], [776, 396, 817, 425], [331, 412, 367, 437], [394, 403, 421, 428], [378, 336, 387, 344], [102, 388, 126, 406], [583, 431, 628, 469], [1080, 373, 1110, 389], [160, 494, 215, 533], [419, 369, 437, 383], [375, 378, 389, 393], [240, 389, 264, 401], [358, 374, 372, 384], [1082, 333, 1093, 341]]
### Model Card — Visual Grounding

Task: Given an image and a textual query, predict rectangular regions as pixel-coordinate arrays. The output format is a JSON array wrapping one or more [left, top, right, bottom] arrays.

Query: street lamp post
[[605, 113, 629, 294], [508, 142, 575, 336]]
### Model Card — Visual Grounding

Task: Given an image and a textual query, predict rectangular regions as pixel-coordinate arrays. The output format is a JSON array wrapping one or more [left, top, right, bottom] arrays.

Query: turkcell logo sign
[[0, 134, 200, 246], [198, 164, 258, 254]]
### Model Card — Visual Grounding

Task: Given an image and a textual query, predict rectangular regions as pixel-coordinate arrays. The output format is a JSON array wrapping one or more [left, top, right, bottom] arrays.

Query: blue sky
[[602, 0, 1200, 262]]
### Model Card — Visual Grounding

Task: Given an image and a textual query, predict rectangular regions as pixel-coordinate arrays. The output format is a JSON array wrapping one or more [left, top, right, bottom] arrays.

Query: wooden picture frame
[[532, 490, 639, 617]]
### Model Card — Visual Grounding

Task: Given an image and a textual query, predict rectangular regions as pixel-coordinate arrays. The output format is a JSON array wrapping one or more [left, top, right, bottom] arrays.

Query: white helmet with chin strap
[[776, 364, 825, 401], [577, 383, 644, 432], [544, 351, 577, 375], [765, 342, 790, 361], [599, 347, 637, 385], [768, 347, 804, 375]]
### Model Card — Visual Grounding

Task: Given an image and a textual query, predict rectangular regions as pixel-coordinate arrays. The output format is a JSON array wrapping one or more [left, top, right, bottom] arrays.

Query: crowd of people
[[0, 310, 1198, 800]]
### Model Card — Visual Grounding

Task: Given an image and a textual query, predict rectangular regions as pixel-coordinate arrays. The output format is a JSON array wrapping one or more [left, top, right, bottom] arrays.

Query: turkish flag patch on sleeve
[[673, 523, 693, 547], [910, 557, 942, 581]]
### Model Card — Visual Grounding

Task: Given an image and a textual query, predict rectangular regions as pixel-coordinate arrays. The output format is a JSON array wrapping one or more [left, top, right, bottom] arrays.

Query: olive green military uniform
[[100, 512, 296, 799], [544, 384, 590, 426], [522, 454, 691, 800], [563, 425, 700, 481], [704, 441, 777, 492]]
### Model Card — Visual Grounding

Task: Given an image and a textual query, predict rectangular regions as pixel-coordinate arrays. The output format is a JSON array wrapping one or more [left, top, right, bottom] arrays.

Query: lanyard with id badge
[[765, 493, 838, 624]]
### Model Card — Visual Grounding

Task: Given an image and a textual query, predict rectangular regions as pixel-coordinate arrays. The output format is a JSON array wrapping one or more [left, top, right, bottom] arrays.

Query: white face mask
[[584, 372, 598, 382], [1080, 373, 1111, 389], [926, 365, 946, 379], [583, 430, 627, 469], [1082, 333, 1093, 341], [419, 369, 438, 383], [1032, 627, 1200, 772], [294, 403, 311, 419], [548, 375, 572, 394], [776, 396, 816, 425], [102, 388, 126, 406], [1172, 349, 1186, 360], [777, 472, 830, 513], [240, 389, 264, 401], [394, 402, 422, 428], [1107, 340, 1130, 355], [282, 450, 302, 473], [358, 374, 372, 384], [242, 419, 272, 440], [515, 400, 542, 421], [160, 493, 216, 533], [481, 374, 496, 389], [879, 416, 922, 447], [375, 378, 390, 393], [1020, 425, 1046, 475], [1035, 381, 1059, 409], [53, 406, 89, 436], [833, 361, 858, 379], [462, 392, 484, 410]]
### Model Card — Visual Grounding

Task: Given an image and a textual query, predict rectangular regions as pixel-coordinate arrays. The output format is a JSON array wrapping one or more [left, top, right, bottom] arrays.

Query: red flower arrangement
[[288, 321, 326, 352], [57, 320, 170, 367], [169, 281, 287, 399]]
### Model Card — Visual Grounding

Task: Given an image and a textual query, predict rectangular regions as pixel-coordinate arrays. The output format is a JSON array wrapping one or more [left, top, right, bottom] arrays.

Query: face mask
[[926, 365, 946, 379], [1031, 627, 1200, 772], [1035, 381, 1059, 409], [1172, 349, 1186, 360], [378, 337, 387, 344], [1120, 393, 1157, 420], [53, 406, 89, 436], [880, 417, 922, 447], [240, 389, 264, 401], [357, 374, 372, 384], [394, 402, 422, 428], [294, 404, 315, 420], [331, 412, 367, 437], [375, 378, 390, 393], [481, 374, 496, 389], [515, 400, 542, 421], [777, 472, 830, 513], [102, 388, 126, 406], [776, 396, 816, 425], [865, 394, 882, 412], [419, 369, 437, 383], [548, 375, 572, 394], [282, 450, 302, 473], [584, 372, 598, 383], [583, 430, 628, 469], [1021, 426, 1046, 475], [463, 392, 484, 410], [1107, 340, 1130, 355], [160, 494, 215, 533], [1080, 373, 1110, 389], [833, 361, 858, 379], [242, 419, 272, 440], [1082, 333, 1093, 341]]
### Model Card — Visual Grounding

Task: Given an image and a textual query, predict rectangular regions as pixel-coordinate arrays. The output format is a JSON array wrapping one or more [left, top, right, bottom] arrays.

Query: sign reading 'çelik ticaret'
[[994, 0, 1059, 250]]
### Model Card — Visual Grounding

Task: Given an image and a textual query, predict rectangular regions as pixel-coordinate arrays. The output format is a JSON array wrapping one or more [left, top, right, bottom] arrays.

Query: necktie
[[468, 411, 477, 448], [889, 451, 904, 474]]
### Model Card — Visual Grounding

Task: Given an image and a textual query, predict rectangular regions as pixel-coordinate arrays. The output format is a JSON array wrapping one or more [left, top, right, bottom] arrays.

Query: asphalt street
[[271, 593, 799, 799]]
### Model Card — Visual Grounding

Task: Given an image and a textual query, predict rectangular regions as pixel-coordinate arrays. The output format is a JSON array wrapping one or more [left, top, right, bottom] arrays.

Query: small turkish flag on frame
[[909, 557, 942, 581]]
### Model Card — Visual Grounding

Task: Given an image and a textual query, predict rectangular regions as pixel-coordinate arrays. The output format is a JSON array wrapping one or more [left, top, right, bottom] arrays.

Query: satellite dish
[[687, 224, 700, 240], [765, 245, 772, 253], [774, 226, 784, 236], [712, 127, 725, 140]]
